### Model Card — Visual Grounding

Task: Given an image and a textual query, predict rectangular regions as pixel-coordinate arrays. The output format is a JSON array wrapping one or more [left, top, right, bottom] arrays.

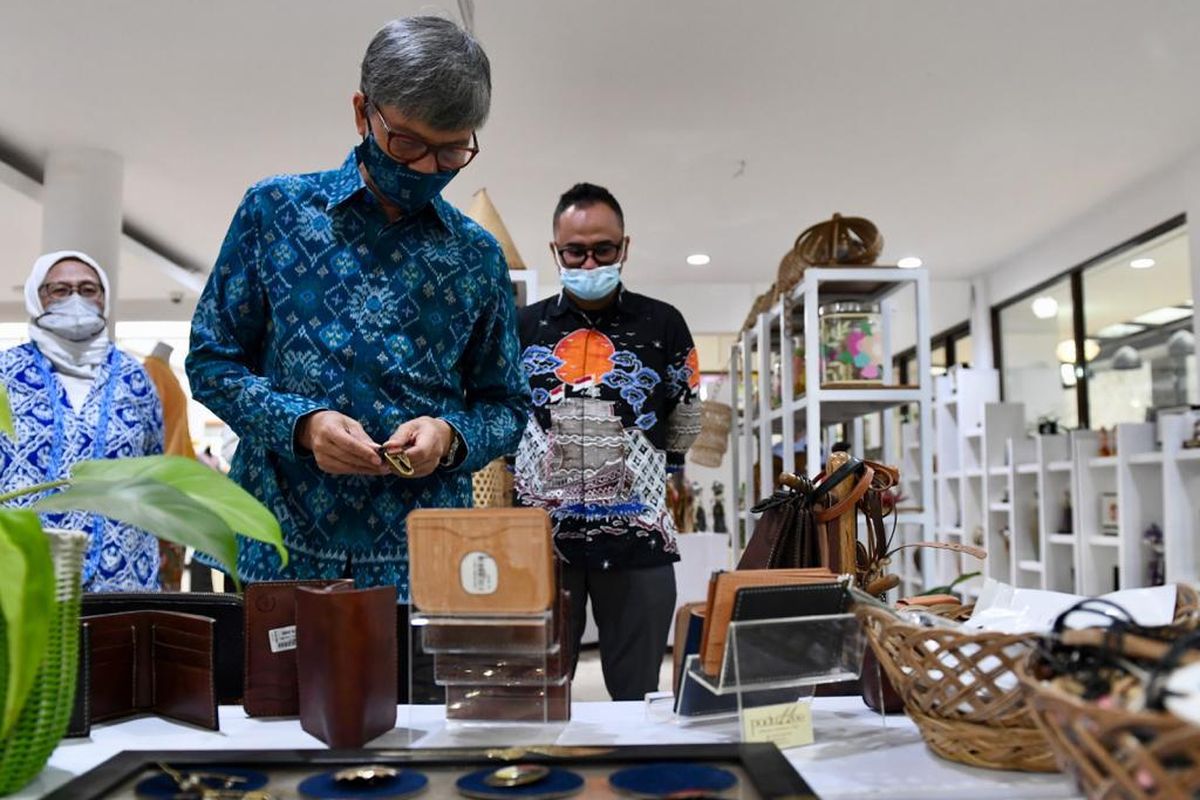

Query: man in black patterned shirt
[[514, 183, 701, 700]]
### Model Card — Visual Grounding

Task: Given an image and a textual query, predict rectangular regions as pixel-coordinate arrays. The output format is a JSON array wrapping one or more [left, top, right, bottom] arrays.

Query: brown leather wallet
[[82, 610, 218, 730], [406, 508, 555, 613], [698, 568, 839, 676], [242, 579, 353, 717], [296, 584, 397, 748]]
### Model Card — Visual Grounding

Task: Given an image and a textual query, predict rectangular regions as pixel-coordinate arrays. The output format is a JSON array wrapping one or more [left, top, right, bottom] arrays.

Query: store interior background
[[2, 1, 1200, 576]]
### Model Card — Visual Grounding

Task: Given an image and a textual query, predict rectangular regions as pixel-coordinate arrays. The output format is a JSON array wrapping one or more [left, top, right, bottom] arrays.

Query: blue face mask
[[561, 265, 621, 302], [355, 133, 457, 214]]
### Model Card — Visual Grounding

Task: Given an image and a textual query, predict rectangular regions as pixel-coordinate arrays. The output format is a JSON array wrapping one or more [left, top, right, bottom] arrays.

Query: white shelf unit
[[932, 368, 1000, 596], [979, 403, 1027, 588], [1163, 413, 1200, 585], [728, 267, 934, 591]]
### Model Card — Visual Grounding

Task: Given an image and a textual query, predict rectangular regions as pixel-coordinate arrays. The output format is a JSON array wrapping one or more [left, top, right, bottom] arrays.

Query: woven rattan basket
[[472, 458, 513, 508], [857, 602, 1053, 771], [857, 585, 1200, 774], [1015, 585, 1200, 799], [0, 529, 88, 795]]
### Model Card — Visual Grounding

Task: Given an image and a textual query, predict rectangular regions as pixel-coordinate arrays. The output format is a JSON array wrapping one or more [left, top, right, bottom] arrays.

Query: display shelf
[[964, 468, 983, 478], [1089, 456, 1118, 468], [1049, 533, 1075, 545], [965, 429, 983, 440], [1048, 460, 1073, 472], [1177, 448, 1200, 462], [988, 502, 1011, 512], [988, 466, 1008, 477], [1089, 536, 1120, 547], [1129, 451, 1164, 466], [1016, 463, 1040, 475], [1018, 560, 1044, 572], [940, 527, 964, 537]]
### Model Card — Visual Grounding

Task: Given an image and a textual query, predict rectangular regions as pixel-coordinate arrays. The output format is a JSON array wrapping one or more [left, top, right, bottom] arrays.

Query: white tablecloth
[[16, 699, 1081, 799]]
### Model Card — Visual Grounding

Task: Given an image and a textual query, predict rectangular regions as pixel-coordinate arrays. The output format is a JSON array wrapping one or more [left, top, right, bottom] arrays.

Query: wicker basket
[[0, 529, 88, 795], [472, 458, 513, 508], [857, 602, 1052, 771], [856, 585, 1200, 774], [689, 401, 733, 468], [1016, 584, 1200, 799]]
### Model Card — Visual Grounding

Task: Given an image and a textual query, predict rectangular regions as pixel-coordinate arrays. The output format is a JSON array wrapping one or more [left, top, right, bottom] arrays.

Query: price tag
[[741, 701, 813, 749], [268, 625, 297, 653]]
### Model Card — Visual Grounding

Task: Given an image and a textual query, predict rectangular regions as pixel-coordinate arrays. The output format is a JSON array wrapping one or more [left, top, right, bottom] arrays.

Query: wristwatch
[[439, 423, 461, 468]]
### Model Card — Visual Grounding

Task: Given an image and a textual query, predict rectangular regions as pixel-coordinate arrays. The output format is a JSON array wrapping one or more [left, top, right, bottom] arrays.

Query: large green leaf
[[0, 510, 53, 738], [68, 456, 286, 567], [0, 383, 13, 440], [33, 478, 240, 584]]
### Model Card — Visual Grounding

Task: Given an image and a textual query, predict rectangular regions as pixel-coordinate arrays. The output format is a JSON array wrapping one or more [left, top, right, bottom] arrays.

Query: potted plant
[[0, 384, 286, 794]]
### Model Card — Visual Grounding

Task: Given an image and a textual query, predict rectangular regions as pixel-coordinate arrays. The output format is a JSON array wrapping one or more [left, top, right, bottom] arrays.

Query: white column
[[41, 148, 124, 322], [969, 276, 994, 370]]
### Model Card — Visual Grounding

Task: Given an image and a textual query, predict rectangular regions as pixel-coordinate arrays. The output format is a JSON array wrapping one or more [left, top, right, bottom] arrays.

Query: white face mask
[[35, 294, 106, 342]]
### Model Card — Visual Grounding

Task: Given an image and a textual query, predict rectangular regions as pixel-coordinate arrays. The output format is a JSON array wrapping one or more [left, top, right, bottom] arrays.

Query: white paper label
[[460, 551, 499, 595], [741, 701, 814, 749], [268, 625, 296, 653]]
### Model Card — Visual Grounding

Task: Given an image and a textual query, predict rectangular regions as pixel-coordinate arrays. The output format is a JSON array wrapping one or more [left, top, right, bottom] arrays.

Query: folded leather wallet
[[79, 610, 218, 730], [242, 579, 354, 717], [698, 568, 839, 676], [80, 591, 243, 703], [406, 508, 555, 614], [726, 581, 850, 682], [296, 584, 397, 748]]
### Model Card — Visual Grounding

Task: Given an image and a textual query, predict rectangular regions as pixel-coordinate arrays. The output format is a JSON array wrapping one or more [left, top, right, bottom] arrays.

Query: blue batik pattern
[[186, 151, 529, 600], [0, 343, 164, 591]]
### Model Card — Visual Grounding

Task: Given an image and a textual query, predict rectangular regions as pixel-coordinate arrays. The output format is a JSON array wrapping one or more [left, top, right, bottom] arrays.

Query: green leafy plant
[[0, 383, 286, 739]]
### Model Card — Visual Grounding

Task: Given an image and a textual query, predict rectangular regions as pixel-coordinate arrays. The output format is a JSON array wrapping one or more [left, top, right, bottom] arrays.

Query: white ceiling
[[2, 0, 1200, 319]]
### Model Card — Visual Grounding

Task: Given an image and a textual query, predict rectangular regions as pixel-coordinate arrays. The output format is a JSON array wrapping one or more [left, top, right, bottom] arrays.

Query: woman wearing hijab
[[0, 250, 164, 591]]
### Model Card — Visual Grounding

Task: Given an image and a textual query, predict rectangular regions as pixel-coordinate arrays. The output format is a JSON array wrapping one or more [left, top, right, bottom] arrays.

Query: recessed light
[[897, 256, 922, 269], [1031, 296, 1059, 319], [1132, 306, 1192, 327], [686, 253, 711, 266], [1130, 257, 1156, 269]]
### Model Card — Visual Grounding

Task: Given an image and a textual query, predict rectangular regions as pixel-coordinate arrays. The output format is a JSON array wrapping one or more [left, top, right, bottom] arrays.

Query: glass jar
[[818, 301, 883, 384]]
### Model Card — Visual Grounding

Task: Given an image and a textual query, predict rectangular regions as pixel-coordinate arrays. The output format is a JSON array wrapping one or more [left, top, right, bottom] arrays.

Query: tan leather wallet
[[407, 508, 555, 614], [698, 568, 839, 676]]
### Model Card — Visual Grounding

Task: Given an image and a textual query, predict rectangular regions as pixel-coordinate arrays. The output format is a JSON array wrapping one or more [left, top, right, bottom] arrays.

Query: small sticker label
[[460, 551, 499, 595], [741, 701, 814, 749], [268, 625, 296, 653]]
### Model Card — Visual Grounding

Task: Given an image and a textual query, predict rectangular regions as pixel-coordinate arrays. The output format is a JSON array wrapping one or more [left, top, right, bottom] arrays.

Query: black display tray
[[43, 743, 817, 799]]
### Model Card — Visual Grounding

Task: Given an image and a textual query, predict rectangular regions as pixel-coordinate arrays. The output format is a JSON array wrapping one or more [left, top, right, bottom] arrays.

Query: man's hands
[[297, 411, 455, 479], [381, 417, 455, 479], [297, 410, 390, 476]]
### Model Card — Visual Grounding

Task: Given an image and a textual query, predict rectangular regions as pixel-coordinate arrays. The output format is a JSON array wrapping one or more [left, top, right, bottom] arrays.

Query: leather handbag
[[296, 584, 397, 748], [243, 579, 354, 717], [76, 610, 218, 731]]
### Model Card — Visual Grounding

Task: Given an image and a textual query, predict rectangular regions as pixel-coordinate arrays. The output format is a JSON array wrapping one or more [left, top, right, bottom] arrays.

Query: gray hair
[[360, 16, 491, 132]]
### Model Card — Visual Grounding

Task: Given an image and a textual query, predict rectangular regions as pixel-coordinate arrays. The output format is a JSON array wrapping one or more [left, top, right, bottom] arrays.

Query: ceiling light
[[897, 256, 922, 269], [1168, 329, 1195, 357], [1130, 257, 1156, 269], [1031, 296, 1059, 319], [686, 253, 711, 266], [1056, 338, 1100, 364], [1111, 345, 1142, 370], [1132, 306, 1192, 327], [1095, 322, 1146, 339]]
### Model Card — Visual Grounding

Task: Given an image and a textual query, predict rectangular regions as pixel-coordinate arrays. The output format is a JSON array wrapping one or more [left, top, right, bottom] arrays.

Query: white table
[[582, 532, 732, 646], [17, 699, 1081, 799]]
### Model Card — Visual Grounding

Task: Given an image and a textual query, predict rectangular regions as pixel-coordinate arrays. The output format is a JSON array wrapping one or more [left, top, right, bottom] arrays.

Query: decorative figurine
[[1100, 492, 1119, 534], [1184, 419, 1200, 449], [1144, 523, 1165, 587], [711, 481, 728, 533], [1097, 427, 1113, 457], [1059, 490, 1073, 534], [693, 482, 707, 531], [1037, 416, 1060, 435]]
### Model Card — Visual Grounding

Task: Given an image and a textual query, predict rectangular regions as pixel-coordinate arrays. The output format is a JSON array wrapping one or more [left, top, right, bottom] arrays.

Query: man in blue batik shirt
[[186, 18, 528, 633]]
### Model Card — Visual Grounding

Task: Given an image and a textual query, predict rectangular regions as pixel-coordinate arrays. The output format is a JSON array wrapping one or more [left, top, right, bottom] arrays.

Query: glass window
[[1084, 228, 1194, 428], [999, 277, 1078, 429], [954, 334, 973, 367]]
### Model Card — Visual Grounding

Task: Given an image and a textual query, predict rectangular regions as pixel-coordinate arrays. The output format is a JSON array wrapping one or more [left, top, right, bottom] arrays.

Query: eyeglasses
[[39, 281, 103, 301], [554, 241, 625, 269], [369, 101, 480, 171]]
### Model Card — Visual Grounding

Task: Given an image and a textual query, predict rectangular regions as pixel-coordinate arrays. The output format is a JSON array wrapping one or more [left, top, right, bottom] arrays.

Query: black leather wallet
[[729, 581, 850, 684]]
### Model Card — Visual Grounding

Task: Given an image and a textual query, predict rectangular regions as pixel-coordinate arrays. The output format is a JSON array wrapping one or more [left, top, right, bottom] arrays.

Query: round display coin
[[136, 767, 269, 798], [456, 766, 583, 800], [484, 765, 551, 788], [298, 767, 428, 799], [607, 764, 738, 798]]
